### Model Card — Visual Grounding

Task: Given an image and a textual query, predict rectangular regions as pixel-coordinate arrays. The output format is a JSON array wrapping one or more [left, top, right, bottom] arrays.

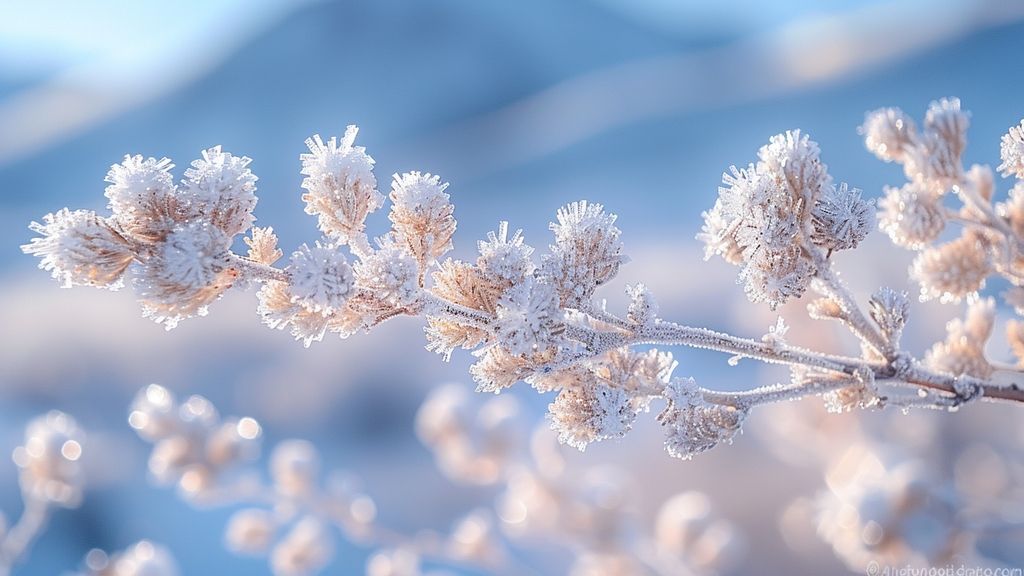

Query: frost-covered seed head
[[543, 201, 627, 306], [860, 107, 918, 162], [286, 242, 354, 315], [13, 411, 84, 507], [22, 209, 135, 289], [658, 378, 746, 460], [999, 120, 1024, 179], [547, 378, 637, 451], [181, 146, 258, 238], [811, 183, 875, 251], [625, 283, 658, 327], [133, 221, 234, 329], [757, 129, 832, 205], [157, 222, 231, 291], [878, 183, 946, 249], [389, 171, 457, 266], [910, 232, 990, 303], [354, 238, 421, 307], [494, 276, 563, 356], [104, 155, 176, 221], [301, 126, 382, 242], [477, 221, 535, 283], [869, 287, 910, 347]]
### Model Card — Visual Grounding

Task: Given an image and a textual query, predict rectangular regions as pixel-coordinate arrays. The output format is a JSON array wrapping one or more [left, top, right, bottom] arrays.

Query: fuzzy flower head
[[493, 276, 563, 356], [13, 411, 84, 507], [910, 231, 990, 303], [389, 171, 457, 266], [22, 209, 135, 289], [135, 221, 234, 329], [658, 378, 746, 460], [477, 221, 535, 283], [860, 107, 918, 163], [547, 378, 638, 451], [286, 241, 354, 315], [354, 236, 421, 308], [811, 183, 875, 251], [181, 146, 258, 238], [998, 119, 1024, 179], [301, 125, 382, 242], [877, 183, 946, 249], [543, 201, 627, 307]]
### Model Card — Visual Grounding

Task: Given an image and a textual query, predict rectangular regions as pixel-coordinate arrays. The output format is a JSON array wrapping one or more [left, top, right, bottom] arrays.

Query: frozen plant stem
[[22, 104, 1024, 460], [0, 499, 50, 576]]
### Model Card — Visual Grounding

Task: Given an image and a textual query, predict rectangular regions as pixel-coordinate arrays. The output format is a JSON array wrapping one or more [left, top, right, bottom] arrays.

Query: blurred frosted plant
[[860, 107, 917, 163], [129, 385, 559, 576], [25, 106, 1024, 472], [418, 387, 743, 575], [877, 183, 946, 250], [415, 383, 522, 484], [866, 99, 1024, 315], [129, 385, 261, 498], [817, 448, 965, 570], [924, 298, 995, 380], [76, 541, 180, 576], [0, 412, 85, 576], [653, 492, 742, 574], [910, 231, 990, 303]]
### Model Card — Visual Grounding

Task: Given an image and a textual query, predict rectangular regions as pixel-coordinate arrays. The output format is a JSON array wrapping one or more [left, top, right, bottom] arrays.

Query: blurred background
[[2, 0, 1024, 573]]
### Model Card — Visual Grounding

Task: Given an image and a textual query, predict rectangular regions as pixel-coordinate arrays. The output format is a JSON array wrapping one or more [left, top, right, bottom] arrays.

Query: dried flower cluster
[[23, 101, 1024, 471]]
